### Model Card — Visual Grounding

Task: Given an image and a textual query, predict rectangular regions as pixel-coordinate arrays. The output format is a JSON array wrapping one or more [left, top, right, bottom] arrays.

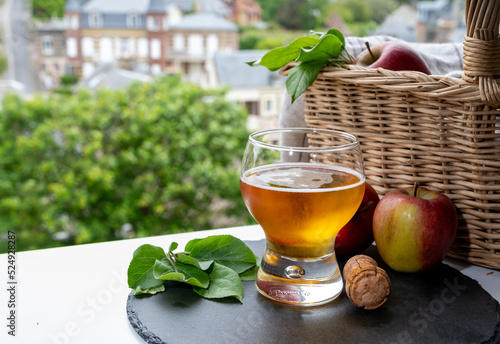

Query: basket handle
[[462, 0, 500, 105]]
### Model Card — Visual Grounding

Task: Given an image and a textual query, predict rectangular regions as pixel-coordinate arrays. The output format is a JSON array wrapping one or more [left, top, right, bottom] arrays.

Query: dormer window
[[89, 12, 102, 27], [127, 13, 142, 28], [147, 16, 158, 31]]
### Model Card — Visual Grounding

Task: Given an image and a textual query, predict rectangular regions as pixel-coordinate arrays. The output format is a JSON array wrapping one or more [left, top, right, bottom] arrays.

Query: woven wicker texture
[[282, 0, 500, 269]]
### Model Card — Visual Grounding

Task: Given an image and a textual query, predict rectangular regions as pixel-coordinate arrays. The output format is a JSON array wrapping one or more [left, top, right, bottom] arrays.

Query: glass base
[[255, 248, 343, 306]]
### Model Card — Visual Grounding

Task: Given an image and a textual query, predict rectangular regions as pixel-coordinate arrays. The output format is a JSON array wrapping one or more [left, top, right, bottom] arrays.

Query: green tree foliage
[[365, 0, 399, 24], [0, 50, 7, 75], [327, 0, 397, 36], [0, 75, 254, 252], [254, 37, 286, 50], [59, 74, 79, 86], [239, 29, 306, 51], [32, 0, 65, 19], [239, 33, 261, 50], [256, 0, 285, 23], [256, 0, 328, 30]]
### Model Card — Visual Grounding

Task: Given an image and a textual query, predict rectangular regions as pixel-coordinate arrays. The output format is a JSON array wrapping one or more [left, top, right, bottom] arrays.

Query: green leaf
[[239, 265, 259, 281], [194, 262, 244, 302], [185, 238, 203, 252], [153, 258, 210, 288], [286, 61, 325, 103], [259, 36, 319, 72], [325, 29, 345, 48], [259, 46, 301, 72], [308, 30, 323, 38], [152, 257, 175, 275], [288, 35, 320, 49], [133, 284, 166, 296], [168, 242, 179, 252], [127, 244, 166, 290], [176, 252, 201, 268], [296, 34, 341, 63], [188, 235, 257, 274]]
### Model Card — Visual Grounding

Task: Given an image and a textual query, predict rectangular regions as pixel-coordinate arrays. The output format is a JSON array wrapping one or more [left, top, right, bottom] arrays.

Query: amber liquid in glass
[[240, 163, 365, 258]]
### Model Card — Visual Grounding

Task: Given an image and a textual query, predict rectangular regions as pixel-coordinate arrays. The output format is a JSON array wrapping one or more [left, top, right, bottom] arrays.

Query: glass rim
[[249, 127, 360, 152]]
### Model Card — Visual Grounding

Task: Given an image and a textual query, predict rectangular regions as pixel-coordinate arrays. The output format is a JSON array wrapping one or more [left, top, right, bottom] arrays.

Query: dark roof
[[76, 63, 152, 90], [81, 13, 145, 29], [66, 0, 229, 15], [214, 50, 286, 89], [83, 0, 149, 13], [170, 12, 237, 31], [64, 0, 91, 12]]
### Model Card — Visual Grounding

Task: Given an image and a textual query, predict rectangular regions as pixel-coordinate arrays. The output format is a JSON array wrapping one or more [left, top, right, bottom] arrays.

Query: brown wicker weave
[[282, 0, 500, 270]]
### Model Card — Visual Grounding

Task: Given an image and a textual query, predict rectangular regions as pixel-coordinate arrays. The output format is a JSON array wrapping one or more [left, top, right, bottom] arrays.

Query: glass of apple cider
[[240, 128, 365, 306]]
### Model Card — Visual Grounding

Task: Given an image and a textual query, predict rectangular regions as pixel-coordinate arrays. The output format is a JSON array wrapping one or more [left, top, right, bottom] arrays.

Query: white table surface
[[1, 224, 499, 344]]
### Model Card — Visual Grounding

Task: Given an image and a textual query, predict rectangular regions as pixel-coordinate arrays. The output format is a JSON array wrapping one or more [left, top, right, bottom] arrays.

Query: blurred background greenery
[[0, 76, 256, 252]]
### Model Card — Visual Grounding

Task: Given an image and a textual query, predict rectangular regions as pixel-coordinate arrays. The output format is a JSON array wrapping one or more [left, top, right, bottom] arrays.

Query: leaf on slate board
[[194, 262, 244, 302], [176, 252, 202, 268], [239, 264, 259, 281], [133, 284, 166, 296], [153, 258, 210, 288], [128, 244, 167, 290], [188, 235, 257, 274]]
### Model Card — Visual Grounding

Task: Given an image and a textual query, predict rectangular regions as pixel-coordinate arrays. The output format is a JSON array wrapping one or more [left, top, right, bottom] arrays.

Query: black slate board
[[127, 240, 500, 344]]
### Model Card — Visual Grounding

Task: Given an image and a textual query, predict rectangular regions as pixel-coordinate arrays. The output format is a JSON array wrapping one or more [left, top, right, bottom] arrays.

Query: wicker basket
[[281, 0, 500, 270]]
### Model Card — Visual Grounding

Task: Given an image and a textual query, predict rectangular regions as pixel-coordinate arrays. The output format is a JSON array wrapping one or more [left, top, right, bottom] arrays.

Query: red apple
[[355, 41, 431, 75], [372, 184, 457, 272], [335, 182, 379, 256]]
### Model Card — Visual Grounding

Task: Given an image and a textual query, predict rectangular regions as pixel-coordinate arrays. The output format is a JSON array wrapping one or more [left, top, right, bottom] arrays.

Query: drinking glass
[[240, 128, 365, 306]]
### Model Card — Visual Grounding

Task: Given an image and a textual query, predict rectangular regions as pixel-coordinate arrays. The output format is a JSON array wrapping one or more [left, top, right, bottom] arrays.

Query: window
[[138, 38, 148, 58], [151, 64, 161, 75], [207, 34, 218, 56], [127, 14, 142, 28], [71, 15, 79, 29], [147, 16, 158, 31], [99, 37, 113, 62], [151, 39, 161, 59], [82, 37, 94, 57], [266, 99, 272, 112], [245, 101, 259, 116], [82, 62, 95, 78], [121, 38, 131, 58], [173, 34, 184, 52], [89, 13, 103, 28], [187, 34, 203, 55], [119, 38, 135, 58], [66, 37, 77, 58], [41, 36, 54, 55], [114, 37, 122, 58], [66, 15, 79, 29]]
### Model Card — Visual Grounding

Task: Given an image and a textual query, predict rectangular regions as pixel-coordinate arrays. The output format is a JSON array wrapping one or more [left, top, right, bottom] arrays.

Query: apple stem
[[414, 182, 420, 197], [358, 201, 375, 213], [365, 42, 375, 61]]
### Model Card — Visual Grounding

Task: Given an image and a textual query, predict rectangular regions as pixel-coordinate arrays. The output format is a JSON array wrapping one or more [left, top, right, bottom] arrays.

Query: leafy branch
[[246, 29, 354, 103], [127, 235, 260, 303]]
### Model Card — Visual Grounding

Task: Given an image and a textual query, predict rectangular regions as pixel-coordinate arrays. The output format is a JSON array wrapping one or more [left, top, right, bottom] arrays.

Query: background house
[[221, 0, 262, 26], [165, 12, 238, 87], [372, 5, 418, 42], [35, 0, 239, 83], [63, 0, 178, 78], [34, 18, 68, 88], [214, 50, 285, 131], [416, 0, 465, 43]]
